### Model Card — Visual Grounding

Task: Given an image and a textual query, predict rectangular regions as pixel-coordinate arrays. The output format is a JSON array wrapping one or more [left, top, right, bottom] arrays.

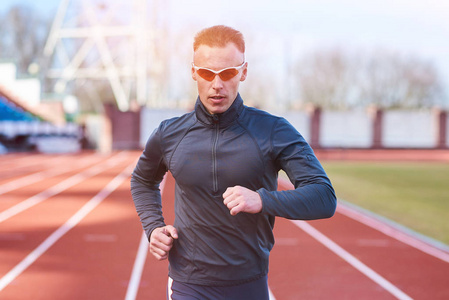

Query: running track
[[0, 151, 448, 299]]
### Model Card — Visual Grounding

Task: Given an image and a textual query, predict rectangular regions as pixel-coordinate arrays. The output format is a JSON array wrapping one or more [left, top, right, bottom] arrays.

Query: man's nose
[[211, 75, 224, 89]]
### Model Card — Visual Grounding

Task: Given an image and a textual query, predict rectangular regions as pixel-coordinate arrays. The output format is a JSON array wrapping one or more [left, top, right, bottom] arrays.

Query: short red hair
[[193, 25, 245, 53]]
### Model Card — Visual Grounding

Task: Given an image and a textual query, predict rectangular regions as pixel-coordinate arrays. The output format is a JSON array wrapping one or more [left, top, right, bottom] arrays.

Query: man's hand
[[223, 186, 262, 216], [149, 225, 178, 261]]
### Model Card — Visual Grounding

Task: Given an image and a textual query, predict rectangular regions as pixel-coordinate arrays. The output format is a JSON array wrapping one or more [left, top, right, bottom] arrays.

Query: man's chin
[[206, 103, 228, 115], [209, 108, 226, 115]]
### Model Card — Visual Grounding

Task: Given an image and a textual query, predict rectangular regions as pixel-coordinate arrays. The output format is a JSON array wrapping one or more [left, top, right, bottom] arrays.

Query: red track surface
[[0, 150, 448, 299]]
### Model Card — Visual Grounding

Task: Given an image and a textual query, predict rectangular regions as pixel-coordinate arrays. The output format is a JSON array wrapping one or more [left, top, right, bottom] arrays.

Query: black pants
[[167, 276, 269, 300]]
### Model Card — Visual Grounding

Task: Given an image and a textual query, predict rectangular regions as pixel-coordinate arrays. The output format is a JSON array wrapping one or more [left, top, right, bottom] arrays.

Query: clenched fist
[[149, 225, 178, 260], [223, 186, 262, 216]]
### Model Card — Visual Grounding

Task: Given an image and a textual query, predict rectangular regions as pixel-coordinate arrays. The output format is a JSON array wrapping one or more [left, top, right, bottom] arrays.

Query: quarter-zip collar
[[195, 94, 244, 128]]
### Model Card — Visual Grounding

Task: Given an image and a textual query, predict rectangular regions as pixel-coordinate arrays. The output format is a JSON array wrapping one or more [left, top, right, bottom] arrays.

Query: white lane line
[[268, 287, 276, 300], [278, 177, 449, 263], [292, 220, 413, 300], [0, 163, 134, 292], [125, 231, 151, 300], [0, 154, 103, 195], [0, 151, 128, 223], [125, 176, 166, 300], [337, 202, 449, 263], [167, 277, 174, 300], [0, 154, 61, 172]]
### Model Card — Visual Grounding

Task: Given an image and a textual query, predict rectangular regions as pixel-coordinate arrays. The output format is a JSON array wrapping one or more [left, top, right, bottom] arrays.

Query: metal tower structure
[[43, 0, 153, 111]]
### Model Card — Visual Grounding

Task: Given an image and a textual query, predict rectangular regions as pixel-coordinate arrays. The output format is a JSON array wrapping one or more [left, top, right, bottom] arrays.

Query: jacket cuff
[[256, 188, 272, 215]]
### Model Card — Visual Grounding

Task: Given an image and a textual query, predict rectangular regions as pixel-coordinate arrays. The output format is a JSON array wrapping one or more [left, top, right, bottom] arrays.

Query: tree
[[293, 48, 444, 109], [293, 48, 355, 110], [360, 50, 443, 109], [0, 5, 51, 76]]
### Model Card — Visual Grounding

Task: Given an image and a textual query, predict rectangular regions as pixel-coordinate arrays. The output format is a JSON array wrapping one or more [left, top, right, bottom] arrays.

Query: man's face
[[192, 43, 247, 115]]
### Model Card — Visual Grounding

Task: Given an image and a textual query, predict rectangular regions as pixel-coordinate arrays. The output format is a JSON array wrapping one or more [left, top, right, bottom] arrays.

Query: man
[[131, 25, 336, 300]]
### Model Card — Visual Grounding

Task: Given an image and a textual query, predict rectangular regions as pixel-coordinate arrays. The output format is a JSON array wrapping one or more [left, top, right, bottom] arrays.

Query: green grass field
[[321, 161, 449, 245]]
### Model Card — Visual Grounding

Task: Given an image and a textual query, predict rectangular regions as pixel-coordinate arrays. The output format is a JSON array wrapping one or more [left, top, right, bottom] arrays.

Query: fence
[[135, 106, 448, 149]]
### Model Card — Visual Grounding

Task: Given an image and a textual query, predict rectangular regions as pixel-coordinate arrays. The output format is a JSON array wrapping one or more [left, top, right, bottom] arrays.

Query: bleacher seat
[[0, 96, 36, 121]]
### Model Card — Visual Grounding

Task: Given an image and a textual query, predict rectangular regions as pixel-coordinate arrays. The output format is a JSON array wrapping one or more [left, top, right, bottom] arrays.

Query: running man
[[131, 25, 337, 300]]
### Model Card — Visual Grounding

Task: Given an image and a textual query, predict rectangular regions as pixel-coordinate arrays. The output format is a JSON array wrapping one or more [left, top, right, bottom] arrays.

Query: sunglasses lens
[[218, 69, 239, 81], [197, 69, 216, 81], [195, 66, 242, 81]]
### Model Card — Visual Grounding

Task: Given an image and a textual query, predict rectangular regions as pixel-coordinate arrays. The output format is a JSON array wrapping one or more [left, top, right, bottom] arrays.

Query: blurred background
[[0, 0, 448, 153], [1, 3, 448, 298]]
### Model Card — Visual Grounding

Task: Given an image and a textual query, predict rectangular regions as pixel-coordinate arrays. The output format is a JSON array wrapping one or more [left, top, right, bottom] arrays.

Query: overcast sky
[[1, 0, 448, 106]]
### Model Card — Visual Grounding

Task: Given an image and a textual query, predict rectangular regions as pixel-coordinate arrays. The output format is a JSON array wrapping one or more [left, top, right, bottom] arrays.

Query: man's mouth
[[210, 95, 225, 101]]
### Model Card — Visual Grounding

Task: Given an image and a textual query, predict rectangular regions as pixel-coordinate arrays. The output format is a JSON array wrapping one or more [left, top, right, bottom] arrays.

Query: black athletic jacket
[[130, 94, 336, 286]]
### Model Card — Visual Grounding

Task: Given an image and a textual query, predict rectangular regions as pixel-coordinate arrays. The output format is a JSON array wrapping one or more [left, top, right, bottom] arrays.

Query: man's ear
[[240, 62, 248, 82], [191, 67, 197, 81]]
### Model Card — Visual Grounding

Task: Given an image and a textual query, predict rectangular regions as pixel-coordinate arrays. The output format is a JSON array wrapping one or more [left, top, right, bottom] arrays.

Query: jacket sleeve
[[130, 125, 168, 240], [257, 118, 337, 220]]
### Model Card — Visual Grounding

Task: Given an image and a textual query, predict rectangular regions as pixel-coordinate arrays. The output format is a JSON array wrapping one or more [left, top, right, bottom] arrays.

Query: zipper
[[212, 115, 219, 193]]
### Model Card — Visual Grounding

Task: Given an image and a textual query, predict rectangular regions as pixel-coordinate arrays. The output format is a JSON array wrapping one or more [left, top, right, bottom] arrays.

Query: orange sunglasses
[[192, 62, 246, 81]]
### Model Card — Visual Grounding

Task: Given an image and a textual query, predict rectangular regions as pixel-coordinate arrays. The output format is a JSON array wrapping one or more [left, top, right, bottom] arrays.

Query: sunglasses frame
[[192, 61, 247, 81]]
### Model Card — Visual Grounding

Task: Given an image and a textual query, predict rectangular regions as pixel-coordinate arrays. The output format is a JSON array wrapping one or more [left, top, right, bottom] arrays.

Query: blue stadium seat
[[0, 96, 36, 121]]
